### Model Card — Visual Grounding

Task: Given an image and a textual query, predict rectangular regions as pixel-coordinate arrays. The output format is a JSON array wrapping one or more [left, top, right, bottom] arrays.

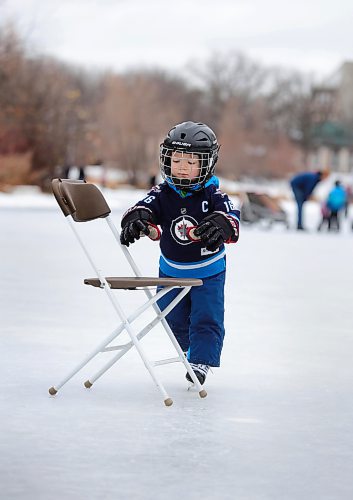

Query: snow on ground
[[1, 186, 353, 500]]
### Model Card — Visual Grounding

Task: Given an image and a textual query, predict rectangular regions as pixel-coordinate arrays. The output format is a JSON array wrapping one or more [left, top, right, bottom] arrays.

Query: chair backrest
[[52, 178, 111, 222]]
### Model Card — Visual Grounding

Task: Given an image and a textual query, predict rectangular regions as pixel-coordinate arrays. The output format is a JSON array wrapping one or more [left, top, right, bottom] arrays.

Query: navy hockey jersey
[[124, 177, 240, 278]]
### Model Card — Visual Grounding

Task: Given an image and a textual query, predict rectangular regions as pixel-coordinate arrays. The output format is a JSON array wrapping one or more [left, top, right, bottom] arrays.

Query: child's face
[[171, 151, 200, 180]]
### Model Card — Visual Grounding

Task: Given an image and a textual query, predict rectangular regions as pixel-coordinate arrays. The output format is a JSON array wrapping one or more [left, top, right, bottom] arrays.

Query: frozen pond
[[1, 198, 353, 500]]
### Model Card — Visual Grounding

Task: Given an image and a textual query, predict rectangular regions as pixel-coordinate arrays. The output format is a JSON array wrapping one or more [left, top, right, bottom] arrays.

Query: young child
[[326, 180, 347, 231], [120, 121, 240, 385], [317, 201, 331, 231]]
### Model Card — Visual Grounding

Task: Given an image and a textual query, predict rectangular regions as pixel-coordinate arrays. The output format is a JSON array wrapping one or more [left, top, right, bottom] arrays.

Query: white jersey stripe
[[160, 249, 226, 270]]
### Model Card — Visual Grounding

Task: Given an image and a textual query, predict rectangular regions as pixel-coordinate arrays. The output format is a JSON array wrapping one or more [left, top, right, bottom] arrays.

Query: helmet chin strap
[[169, 176, 202, 192]]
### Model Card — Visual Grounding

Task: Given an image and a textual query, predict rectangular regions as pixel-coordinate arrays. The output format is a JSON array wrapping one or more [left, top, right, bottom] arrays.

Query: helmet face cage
[[160, 146, 217, 191]]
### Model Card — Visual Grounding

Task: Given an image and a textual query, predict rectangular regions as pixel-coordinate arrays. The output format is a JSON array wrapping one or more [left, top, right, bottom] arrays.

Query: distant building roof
[[323, 61, 353, 87]]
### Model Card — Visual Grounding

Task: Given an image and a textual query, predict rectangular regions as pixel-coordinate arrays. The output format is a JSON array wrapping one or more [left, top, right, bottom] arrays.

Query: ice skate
[[186, 363, 209, 386]]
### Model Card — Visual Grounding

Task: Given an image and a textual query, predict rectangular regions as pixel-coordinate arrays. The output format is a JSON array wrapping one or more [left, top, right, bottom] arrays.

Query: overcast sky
[[2, 0, 353, 80]]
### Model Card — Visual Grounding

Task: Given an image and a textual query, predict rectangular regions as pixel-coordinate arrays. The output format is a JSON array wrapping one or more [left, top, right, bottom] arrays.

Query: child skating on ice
[[120, 121, 240, 385]]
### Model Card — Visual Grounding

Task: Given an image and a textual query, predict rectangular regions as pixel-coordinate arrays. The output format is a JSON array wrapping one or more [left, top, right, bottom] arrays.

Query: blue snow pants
[[157, 270, 226, 367], [291, 186, 306, 229]]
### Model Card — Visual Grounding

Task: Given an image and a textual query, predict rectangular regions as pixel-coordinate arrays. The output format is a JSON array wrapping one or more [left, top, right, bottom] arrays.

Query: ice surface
[[1, 190, 353, 500]]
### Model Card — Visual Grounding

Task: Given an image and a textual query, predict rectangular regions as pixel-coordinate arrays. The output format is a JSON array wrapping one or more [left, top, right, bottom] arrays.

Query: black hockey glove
[[120, 206, 159, 246], [192, 212, 238, 252]]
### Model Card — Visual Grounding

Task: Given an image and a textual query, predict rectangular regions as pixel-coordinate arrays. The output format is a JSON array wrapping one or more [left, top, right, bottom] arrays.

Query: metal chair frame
[[49, 179, 207, 406]]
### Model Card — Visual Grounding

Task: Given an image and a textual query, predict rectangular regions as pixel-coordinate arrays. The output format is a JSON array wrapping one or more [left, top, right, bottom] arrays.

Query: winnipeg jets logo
[[170, 215, 197, 245]]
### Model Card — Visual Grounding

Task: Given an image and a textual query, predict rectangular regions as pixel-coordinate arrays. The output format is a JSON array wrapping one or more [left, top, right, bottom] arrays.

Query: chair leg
[[133, 279, 207, 396], [49, 286, 180, 395], [121, 317, 173, 405], [86, 286, 192, 405], [154, 293, 207, 397], [48, 322, 127, 395], [84, 286, 207, 400], [101, 283, 182, 406], [84, 315, 160, 387], [105, 217, 207, 398], [143, 285, 208, 397], [160, 320, 207, 399]]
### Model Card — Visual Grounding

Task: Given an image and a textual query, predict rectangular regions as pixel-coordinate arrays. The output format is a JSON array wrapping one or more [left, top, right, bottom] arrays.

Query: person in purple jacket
[[290, 169, 329, 230], [119, 121, 240, 385]]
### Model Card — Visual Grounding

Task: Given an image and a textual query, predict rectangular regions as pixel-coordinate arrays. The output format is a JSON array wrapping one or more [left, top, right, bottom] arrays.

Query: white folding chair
[[49, 179, 207, 406]]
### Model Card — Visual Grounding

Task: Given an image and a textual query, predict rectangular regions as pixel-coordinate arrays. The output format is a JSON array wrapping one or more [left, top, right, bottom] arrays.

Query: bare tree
[[0, 25, 315, 186], [98, 70, 203, 185]]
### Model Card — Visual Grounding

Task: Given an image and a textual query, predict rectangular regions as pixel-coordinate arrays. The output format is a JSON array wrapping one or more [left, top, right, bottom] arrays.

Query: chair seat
[[84, 276, 203, 289]]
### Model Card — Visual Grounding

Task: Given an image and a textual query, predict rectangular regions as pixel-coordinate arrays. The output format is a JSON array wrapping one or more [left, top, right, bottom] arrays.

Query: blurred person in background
[[344, 184, 352, 217], [317, 201, 331, 232], [149, 171, 157, 189], [78, 166, 86, 181], [326, 180, 347, 231], [290, 169, 329, 230]]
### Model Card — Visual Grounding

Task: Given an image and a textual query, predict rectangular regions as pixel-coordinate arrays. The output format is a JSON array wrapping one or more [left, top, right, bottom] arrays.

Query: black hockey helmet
[[160, 121, 220, 191]]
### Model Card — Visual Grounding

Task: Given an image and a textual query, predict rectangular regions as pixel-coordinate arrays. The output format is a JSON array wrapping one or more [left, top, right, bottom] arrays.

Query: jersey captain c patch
[[170, 215, 198, 245]]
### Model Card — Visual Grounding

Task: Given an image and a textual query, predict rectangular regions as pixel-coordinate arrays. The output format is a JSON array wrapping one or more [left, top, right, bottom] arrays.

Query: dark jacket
[[290, 172, 321, 200], [123, 176, 240, 278]]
